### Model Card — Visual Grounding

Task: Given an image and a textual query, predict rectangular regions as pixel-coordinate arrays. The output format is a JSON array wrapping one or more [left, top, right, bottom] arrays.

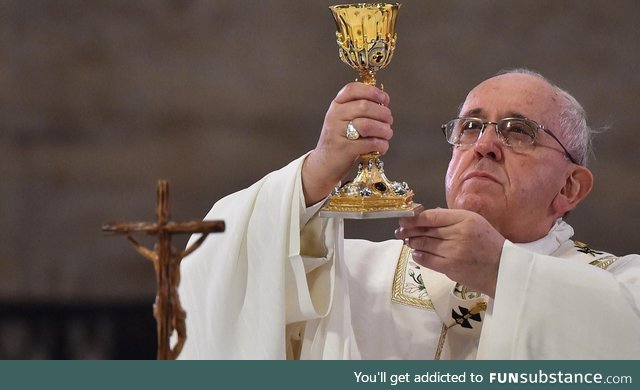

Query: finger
[[349, 118, 393, 141], [410, 248, 448, 274], [352, 137, 390, 156], [398, 208, 467, 229], [335, 99, 393, 125], [404, 233, 453, 253], [335, 82, 390, 106], [395, 225, 452, 240], [406, 234, 463, 275]]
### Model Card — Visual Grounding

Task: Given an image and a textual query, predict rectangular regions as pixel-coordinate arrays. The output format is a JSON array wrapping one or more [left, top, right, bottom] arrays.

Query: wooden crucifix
[[102, 180, 224, 360]]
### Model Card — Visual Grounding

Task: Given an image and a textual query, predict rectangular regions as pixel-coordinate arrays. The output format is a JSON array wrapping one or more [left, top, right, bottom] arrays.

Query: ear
[[552, 165, 594, 216]]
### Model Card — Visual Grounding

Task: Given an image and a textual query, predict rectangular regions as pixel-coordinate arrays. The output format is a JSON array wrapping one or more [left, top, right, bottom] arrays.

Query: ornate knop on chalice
[[320, 3, 421, 219]]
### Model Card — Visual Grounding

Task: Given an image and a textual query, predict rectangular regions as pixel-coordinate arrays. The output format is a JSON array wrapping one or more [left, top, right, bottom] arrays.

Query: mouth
[[463, 171, 501, 184]]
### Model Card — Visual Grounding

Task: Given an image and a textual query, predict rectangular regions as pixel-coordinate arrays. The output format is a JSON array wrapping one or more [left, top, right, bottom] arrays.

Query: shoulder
[[553, 239, 639, 271]]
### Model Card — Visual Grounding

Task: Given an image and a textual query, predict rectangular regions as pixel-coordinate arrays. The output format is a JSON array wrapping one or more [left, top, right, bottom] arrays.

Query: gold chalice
[[320, 2, 421, 219]]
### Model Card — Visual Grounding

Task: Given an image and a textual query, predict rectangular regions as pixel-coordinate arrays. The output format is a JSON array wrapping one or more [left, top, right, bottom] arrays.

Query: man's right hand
[[301, 82, 393, 206]]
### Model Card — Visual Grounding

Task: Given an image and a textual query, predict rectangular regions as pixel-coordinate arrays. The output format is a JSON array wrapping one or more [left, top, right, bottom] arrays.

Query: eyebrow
[[460, 108, 528, 120]]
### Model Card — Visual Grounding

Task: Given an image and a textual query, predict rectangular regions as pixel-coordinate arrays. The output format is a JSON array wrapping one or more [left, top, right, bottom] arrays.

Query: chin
[[452, 194, 492, 214]]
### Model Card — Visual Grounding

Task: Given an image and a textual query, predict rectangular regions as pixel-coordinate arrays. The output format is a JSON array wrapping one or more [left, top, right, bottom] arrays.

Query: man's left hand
[[395, 208, 506, 298]]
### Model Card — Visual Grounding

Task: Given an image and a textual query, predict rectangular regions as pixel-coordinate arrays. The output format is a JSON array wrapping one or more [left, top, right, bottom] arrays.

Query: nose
[[473, 122, 503, 161]]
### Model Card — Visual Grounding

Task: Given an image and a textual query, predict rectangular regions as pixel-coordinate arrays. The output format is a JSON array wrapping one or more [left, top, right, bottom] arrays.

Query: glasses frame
[[441, 117, 578, 165]]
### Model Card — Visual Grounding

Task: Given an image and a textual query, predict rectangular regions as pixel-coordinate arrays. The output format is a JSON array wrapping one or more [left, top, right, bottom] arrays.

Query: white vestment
[[178, 155, 640, 359]]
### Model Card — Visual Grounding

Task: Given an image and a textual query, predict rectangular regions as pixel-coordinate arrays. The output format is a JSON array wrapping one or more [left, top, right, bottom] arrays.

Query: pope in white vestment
[[177, 154, 640, 360]]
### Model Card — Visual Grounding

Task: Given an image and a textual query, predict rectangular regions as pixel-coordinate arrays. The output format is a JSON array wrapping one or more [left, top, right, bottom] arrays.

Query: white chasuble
[[178, 155, 640, 359]]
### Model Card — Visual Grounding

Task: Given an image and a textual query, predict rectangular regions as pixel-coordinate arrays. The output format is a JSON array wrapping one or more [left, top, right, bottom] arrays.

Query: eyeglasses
[[441, 117, 578, 164]]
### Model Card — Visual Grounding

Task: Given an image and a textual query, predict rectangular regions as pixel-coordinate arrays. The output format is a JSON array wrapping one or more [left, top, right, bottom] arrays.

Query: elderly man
[[178, 70, 640, 359]]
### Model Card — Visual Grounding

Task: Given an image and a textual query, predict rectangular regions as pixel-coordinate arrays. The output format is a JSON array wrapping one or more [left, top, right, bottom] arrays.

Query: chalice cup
[[320, 2, 421, 219]]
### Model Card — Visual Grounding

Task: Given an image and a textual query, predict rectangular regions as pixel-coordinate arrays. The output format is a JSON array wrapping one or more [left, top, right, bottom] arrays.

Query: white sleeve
[[287, 169, 335, 324], [177, 154, 337, 359], [301, 198, 326, 227], [477, 240, 640, 359]]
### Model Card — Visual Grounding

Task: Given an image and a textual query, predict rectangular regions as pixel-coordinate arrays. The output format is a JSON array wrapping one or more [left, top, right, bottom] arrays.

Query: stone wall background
[[1, 0, 639, 304]]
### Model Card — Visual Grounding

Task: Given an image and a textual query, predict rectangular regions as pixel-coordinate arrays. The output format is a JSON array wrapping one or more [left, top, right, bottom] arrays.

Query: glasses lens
[[498, 119, 536, 146], [447, 118, 483, 145]]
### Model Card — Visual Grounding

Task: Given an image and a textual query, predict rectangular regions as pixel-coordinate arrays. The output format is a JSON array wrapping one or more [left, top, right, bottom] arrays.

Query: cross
[[102, 180, 225, 360]]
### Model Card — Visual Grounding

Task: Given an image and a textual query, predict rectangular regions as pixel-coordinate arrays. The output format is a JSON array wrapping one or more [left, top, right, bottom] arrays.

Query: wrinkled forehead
[[460, 73, 562, 127]]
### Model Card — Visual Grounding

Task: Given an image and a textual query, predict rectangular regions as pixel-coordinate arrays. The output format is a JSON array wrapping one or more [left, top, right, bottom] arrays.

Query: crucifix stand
[[102, 180, 225, 360]]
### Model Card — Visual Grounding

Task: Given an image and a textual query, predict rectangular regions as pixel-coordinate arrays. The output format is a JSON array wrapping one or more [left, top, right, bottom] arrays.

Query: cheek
[[445, 164, 454, 192], [445, 152, 465, 198], [509, 163, 563, 207]]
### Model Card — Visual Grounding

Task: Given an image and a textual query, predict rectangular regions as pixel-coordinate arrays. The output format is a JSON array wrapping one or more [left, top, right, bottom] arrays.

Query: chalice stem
[[358, 70, 377, 86]]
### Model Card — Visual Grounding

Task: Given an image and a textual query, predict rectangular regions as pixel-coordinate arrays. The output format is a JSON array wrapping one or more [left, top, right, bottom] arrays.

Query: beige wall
[[1, 0, 639, 301]]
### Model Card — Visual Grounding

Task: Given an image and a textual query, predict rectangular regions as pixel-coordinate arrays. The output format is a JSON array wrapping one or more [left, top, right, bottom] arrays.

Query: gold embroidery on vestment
[[391, 245, 434, 310], [454, 283, 482, 300], [434, 301, 487, 360], [589, 255, 618, 270], [575, 241, 604, 256], [434, 323, 447, 360]]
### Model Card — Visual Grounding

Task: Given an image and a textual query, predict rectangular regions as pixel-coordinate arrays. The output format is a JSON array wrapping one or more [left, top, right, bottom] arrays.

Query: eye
[[501, 119, 536, 145], [508, 123, 528, 133], [460, 119, 483, 132], [453, 119, 482, 145]]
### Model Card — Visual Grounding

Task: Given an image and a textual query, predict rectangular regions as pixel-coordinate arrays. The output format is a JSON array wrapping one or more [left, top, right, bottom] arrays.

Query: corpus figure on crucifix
[[102, 180, 225, 360]]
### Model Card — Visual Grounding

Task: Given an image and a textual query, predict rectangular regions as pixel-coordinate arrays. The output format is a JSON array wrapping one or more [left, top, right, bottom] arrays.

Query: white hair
[[495, 68, 594, 166]]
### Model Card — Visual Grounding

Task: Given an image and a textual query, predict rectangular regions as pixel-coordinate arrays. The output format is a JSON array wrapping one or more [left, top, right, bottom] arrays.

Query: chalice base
[[319, 200, 423, 219], [318, 153, 422, 219]]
